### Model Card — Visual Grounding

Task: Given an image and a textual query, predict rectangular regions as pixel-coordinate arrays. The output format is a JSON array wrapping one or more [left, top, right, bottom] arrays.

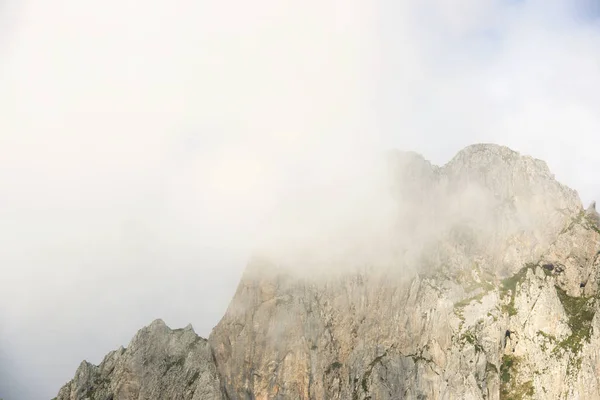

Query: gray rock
[[56, 144, 600, 400], [54, 319, 224, 400], [209, 144, 591, 400]]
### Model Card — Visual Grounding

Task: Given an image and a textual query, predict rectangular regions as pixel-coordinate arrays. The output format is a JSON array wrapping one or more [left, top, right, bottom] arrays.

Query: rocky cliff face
[[54, 144, 600, 400], [54, 320, 223, 400]]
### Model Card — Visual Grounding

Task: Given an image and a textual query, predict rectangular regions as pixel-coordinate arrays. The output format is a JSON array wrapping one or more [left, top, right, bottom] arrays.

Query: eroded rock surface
[[54, 320, 224, 400], [55, 144, 600, 400], [209, 144, 597, 400]]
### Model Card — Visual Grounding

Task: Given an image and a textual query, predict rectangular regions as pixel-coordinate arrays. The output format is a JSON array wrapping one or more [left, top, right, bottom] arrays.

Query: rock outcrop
[[54, 144, 600, 400], [209, 144, 593, 400], [53, 319, 223, 400]]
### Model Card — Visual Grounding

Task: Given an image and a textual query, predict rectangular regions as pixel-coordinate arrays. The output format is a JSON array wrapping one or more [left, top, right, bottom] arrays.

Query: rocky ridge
[[53, 320, 223, 400], [54, 144, 600, 400]]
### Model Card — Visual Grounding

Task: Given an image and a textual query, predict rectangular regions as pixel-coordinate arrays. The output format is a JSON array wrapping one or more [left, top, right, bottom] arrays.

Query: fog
[[1, 0, 600, 399]]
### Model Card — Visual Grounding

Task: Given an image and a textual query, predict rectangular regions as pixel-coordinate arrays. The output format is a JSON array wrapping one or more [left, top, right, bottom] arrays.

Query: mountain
[[53, 320, 223, 400], [54, 144, 600, 399]]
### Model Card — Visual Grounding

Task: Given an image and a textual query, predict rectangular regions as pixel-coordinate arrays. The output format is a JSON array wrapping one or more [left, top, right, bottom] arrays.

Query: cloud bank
[[1, 0, 600, 399]]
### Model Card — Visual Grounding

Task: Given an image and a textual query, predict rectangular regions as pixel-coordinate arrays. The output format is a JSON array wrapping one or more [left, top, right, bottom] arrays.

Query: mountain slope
[[209, 144, 592, 400], [54, 144, 600, 400], [54, 320, 223, 400]]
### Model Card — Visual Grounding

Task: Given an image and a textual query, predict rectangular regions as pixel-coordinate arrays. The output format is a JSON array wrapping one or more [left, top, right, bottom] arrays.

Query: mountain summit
[[54, 144, 600, 400]]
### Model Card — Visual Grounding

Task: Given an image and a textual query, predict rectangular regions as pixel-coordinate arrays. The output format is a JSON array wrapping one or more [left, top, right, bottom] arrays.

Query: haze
[[1, 0, 600, 399]]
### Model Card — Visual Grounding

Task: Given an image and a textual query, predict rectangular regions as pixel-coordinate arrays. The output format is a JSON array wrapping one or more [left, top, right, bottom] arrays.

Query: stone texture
[[54, 320, 224, 400], [209, 144, 594, 400], [55, 144, 600, 400]]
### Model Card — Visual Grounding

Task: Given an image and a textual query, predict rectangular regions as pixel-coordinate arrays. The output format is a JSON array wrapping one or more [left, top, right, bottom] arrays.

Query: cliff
[[54, 144, 600, 399], [54, 320, 223, 400]]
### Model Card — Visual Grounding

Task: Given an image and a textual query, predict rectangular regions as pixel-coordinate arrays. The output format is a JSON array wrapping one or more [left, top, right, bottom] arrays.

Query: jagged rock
[[55, 144, 600, 400], [586, 201, 600, 228], [54, 320, 224, 400], [209, 144, 592, 400]]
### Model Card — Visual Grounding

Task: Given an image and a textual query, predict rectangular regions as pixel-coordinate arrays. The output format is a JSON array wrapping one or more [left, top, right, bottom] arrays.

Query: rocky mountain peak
[[54, 320, 223, 400], [53, 144, 600, 400]]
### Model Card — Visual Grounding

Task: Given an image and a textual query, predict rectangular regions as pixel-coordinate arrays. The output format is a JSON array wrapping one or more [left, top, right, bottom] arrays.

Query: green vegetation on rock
[[500, 354, 518, 385], [460, 330, 484, 353], [325, 361, 342, 374], [553, 287, 595, 373], [536, 330, 557, 352], [500, 355, 533, 399], [561, 210, 600, 235], [500, 265, 532, 316]]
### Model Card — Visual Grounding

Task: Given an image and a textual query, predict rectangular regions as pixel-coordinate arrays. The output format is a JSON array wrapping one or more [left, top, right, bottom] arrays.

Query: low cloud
[[1, 1, 600, 399]]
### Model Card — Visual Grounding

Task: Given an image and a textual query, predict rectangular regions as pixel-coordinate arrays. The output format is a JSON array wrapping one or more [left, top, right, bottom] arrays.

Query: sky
[[1, 0, 600, 399]]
